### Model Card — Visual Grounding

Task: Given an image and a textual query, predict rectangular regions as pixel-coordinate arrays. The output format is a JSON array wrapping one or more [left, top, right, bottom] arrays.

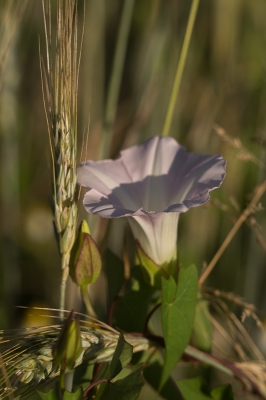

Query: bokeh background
[[0, 0, 266, 334]]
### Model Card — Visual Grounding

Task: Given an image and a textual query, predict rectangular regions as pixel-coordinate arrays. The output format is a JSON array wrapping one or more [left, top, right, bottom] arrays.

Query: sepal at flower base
[[136, 241, 179, 289], [69, 220, 102, 287]]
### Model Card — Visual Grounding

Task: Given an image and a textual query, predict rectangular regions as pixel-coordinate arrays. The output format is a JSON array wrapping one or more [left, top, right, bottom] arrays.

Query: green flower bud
[[52, 312, 83, 371], [69, 220, 102, 287]]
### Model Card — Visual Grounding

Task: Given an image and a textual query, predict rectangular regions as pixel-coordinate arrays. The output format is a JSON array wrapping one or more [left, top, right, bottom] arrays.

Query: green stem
[[81, 285, 97, 318], [59, 256, 69, 321], [59, 369, 65, 392], [59, 279, 66, 321], [162, 0, 200, 137], [101, 0, 135, 159]]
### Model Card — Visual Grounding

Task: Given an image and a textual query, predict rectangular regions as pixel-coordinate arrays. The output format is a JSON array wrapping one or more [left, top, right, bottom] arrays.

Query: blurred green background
[[0, 0, 266, 330]]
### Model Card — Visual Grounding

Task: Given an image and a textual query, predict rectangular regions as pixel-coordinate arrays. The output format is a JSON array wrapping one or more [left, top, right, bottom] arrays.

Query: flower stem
[[80, 285, 97, 318], [83, 378, 109, 397], [162, 0, 199, 137], [59, 369, 65, 392], [59, 281, 66, 320], [101, 0, 135, 159]]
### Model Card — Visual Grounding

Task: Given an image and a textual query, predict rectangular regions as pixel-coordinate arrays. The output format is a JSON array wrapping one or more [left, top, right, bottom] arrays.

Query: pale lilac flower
[[77, 136, 226, 266]]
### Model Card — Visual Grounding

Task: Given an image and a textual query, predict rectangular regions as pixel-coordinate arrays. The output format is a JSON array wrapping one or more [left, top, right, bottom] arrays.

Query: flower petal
[[128, 212, 179, 265], [78, 160, 139, 212], [78, 136, 226, 216], [166, 153, 226, 211], [120, 136, 187, 211]]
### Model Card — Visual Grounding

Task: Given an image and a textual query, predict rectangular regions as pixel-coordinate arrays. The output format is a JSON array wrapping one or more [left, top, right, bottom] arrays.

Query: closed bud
[[52, 311, 83, 371], [69, 220, 102, 287]]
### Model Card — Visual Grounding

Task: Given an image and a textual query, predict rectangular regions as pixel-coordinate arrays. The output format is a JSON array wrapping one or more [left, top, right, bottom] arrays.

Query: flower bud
[[52, 311, 83, 371], [69, 220, 102, 287]]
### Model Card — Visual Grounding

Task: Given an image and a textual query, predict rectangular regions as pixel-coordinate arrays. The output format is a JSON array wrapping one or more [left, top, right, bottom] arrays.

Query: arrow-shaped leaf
[[96, 365, 144, 400], [160, 264, 198, 389], [108, 333, 133, 380]]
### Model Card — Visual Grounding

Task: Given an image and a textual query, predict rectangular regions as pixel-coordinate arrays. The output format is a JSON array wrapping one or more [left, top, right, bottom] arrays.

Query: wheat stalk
[[40, 0, 84, 315]]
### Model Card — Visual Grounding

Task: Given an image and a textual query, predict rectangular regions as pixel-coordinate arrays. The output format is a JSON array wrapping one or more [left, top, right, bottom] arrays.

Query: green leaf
[[144, 361, 183, 400], [72, 362, 94, 390], [94, 334, 134, 399], [177, 378, 235, 400], [97, 365, 144, 400], [160, 264, 198, 389], [177, 377, 212, 400], [193, 292, 212, 352], [113, 266, 155, 332], [211, 384, 235, 400], [63, 387, 83, 400], [108, 333, 133, 380], [37, 389, 59, 400]]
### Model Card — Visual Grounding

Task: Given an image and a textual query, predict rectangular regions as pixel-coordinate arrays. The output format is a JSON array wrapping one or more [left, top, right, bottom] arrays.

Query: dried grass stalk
[[199, 180, 266, 285], [215, 124, 265, 169]]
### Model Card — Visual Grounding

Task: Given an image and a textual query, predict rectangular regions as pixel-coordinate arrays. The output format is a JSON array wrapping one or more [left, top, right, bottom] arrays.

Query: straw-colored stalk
[[199, 179, 266, 285], [41, 0, 83, 315]]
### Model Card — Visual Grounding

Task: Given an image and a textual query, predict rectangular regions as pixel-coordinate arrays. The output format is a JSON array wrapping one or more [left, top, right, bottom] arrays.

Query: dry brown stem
[[199, 180, 266, 285]]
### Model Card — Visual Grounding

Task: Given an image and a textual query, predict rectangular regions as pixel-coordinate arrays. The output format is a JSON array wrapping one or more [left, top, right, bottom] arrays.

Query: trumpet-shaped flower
[[77, 136, 226, 267]]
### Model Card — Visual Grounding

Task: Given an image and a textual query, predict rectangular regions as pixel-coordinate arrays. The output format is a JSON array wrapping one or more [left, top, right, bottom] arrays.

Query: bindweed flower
[[77, 136, 226, 273]]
